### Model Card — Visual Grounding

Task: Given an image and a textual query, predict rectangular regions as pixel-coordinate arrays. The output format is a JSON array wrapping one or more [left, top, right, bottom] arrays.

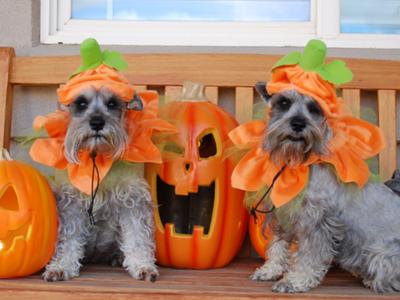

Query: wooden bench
[[0, 48, 399, 299]]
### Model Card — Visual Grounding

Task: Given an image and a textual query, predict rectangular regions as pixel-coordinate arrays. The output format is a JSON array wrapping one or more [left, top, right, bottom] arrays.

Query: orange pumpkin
[[249, 214, 274, 259], [249, 212, 298, 259], [145, 82, 248, 269], [0, 149, 58, 278]]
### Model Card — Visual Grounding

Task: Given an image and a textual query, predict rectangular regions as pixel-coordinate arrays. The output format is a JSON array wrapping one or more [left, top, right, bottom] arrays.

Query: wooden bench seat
[[2, 258, 399, 300], [0, 48, 399, 299]]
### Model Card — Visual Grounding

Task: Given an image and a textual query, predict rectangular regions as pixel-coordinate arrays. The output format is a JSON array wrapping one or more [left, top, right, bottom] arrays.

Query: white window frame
[[41, 0, 400, 48]]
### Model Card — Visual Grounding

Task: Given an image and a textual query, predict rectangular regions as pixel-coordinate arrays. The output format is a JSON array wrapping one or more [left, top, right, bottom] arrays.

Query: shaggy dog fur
[[251, 88, 400, 293], [42, 87, 158, 282]]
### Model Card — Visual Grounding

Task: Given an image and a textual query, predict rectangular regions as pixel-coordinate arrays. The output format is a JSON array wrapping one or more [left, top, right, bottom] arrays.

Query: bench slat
[[164, 85, 182, 104], [235, 87, 254, 124], [205, 86, 218, 105], [342, 89, 361, 118], [10, 54, 400, 90], [0, 48, 14, 149], [378, 90, 397, 180], [133, 85, 147, 92]]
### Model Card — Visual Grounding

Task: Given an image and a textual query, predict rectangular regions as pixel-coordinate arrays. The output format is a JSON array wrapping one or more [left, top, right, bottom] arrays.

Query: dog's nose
[[290, 116, 306, 132], [89, 116, 105, 131]]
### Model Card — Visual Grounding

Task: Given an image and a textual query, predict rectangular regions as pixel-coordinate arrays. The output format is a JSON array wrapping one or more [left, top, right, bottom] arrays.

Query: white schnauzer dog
[[251, 84, 400, 293], [41, 86, 158, 282]]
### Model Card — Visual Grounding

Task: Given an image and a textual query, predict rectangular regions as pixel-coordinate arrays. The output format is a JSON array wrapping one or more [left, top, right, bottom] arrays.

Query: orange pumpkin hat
[[230, 39, 385, 208], [30, 38, 176, 195]]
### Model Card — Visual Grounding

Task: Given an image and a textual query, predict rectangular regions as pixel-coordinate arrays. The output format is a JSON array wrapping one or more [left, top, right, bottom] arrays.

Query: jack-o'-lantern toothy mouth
[[156, 176, 215, 235], [0, 222, 31, 253], [0, 184, 32, 253]]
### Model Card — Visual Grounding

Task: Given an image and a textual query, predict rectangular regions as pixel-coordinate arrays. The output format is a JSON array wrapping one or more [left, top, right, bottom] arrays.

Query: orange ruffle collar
[[30, 79, 176, 195], [230, 64, 385, 208]]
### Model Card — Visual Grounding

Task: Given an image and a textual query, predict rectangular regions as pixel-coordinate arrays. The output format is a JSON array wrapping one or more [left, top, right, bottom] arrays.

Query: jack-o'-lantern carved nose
[[184, 161, 193, 173]]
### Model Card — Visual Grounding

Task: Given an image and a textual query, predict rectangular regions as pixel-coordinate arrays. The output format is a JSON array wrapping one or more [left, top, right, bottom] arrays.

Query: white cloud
[[113, 9, 139, 20]]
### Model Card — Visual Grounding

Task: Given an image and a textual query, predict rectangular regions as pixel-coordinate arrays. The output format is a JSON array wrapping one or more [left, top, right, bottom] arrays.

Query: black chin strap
[[88, 151, 100, 225], [250, 165, 286, 224]]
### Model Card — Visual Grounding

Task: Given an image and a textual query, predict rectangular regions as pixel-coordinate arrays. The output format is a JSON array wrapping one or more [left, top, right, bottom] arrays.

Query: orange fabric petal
[[270, 165, 309, 208], [323, 148, 370, 187], [30, 110, 70, 170], [328, 116, 385, 159], [30, 138, 68, 169], [123, 91, 178, 163], [33, 110, 70, 137], [231, 148, 273, 192], [322, 115, 385, 187], [57, 65, 135, 105], [67, 152, 113, 195], [228, 120, 266, 149]]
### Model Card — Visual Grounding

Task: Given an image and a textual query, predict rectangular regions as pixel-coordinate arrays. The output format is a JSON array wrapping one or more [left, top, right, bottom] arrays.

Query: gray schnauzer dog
[[42, 86, 158, 282], [251, 83, 400, 293]]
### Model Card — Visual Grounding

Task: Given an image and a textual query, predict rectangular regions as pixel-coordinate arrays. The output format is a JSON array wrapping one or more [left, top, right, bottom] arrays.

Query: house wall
[[1, 0, 400, 169]]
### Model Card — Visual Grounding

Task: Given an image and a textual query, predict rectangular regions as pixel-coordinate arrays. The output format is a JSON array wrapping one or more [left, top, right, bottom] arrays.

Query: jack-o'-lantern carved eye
[[0, 185, 19, 211], [198, 132, 218, 159]]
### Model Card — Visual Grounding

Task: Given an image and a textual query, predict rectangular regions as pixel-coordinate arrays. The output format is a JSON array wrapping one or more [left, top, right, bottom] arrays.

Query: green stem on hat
[[299, 39, 326, 71], [80, 38, 103, 70], [70, 37, 128, 78]]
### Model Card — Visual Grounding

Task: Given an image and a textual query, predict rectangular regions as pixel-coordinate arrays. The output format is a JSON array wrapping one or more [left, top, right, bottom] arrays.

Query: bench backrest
[[0, 49, 399, 180]]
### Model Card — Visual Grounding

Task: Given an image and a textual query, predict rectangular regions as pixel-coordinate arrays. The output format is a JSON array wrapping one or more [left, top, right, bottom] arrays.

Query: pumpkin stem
[[179, 81, 207, 101], [0, 149, 13, 161]]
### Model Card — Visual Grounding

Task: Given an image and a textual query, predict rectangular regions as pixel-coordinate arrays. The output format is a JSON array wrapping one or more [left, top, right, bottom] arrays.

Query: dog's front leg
[[43, 188, 90, 281], [117, 179, 158, 282], [251, 231, 290, 281], [272, 214, 338, 293]]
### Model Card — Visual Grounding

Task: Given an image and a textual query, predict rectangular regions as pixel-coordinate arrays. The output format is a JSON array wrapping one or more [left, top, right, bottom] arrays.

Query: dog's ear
[[127, 94, 144, 111], [255, 81, 271, 103]]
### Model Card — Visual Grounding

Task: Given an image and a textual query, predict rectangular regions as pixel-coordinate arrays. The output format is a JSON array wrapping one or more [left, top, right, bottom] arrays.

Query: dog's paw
[[127, 264, 159, 282], [251, 264, 284, 281], [42, 269, 77, 282], [272, 279, 311, 293], [110, 252, 124, 267], [362, 278, 372, 289]]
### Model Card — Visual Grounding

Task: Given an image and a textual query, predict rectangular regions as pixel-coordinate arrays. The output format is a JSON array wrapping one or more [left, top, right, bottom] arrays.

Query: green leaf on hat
[[70, 38, 128, 78], [320, 60, 353, 85], [272, 39, 353, 86], [272, 51, 301, 69], [103, 50, 128, 71]]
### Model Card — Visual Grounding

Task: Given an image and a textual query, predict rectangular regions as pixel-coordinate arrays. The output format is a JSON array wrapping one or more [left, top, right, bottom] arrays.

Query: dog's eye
[[307, 102, 322, 116], [277, 97, 292, 111], [107, 98, 119, 110], [74, 96, 88, 111]]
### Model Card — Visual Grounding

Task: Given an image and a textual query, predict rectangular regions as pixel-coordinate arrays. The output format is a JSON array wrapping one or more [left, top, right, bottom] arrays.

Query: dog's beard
[[264, 119, 329, 168], [64, 118, 128, 164]]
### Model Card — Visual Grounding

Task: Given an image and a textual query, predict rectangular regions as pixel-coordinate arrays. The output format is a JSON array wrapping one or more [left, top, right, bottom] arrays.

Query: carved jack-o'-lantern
[[0, 149, 58, 278], [146, 82, 248, 269]]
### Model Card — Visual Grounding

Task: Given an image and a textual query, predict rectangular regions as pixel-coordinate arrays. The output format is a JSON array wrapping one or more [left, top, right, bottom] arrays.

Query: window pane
[[341, 0, 400, 34], [72, 0, 311, 22], [72, 0, 108, 19]]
